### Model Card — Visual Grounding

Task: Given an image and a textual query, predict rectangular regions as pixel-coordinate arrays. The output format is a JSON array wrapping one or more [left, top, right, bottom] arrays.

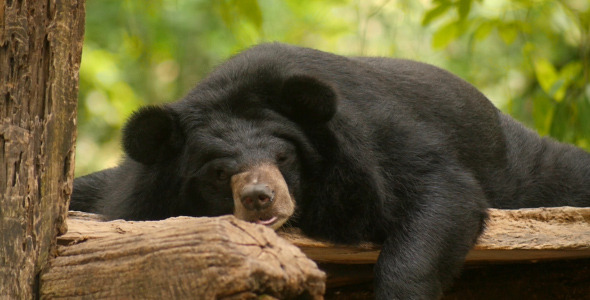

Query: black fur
[[71, 43, 590, 299]]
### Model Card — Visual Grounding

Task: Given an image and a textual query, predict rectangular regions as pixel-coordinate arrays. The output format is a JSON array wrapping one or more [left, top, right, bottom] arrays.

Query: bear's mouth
[[250, 215, 290, 230], [256, 216, 278, 226]]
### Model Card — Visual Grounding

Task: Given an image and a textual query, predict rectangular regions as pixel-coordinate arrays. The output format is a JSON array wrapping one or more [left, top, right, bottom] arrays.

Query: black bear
[[71, 43, 590, 299]]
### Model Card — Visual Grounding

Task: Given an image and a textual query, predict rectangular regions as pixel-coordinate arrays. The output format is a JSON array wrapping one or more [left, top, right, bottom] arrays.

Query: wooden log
[[41, 214, 326, 299], [278, 207, 590, 264], [0, 1, 84, 298]]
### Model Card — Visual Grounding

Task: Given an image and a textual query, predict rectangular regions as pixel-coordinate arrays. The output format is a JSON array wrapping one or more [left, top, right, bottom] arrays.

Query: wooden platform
[[51, 207, 590, 299], [278, 207, 590, 264], [276, 207, 590, 299]]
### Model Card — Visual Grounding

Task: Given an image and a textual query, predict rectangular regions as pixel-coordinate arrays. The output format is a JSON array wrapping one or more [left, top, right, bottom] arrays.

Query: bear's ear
[[278, 75, 338, 123], [122, 105, 184, 165]]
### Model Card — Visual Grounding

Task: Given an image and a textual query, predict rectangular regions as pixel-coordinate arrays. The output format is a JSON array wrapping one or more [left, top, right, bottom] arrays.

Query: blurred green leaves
[[77, 0, 354, 175], [534, 59, 583, 103], [421, 0, 590, 149], [77, 0, 590, 175], [423, 0, 475, 49], [422, 1, 452, 26], [216, 0, 263, 32]]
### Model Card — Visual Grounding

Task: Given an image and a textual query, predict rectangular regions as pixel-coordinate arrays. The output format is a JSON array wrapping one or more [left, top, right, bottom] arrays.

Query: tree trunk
[[0, 1, 85, 298]]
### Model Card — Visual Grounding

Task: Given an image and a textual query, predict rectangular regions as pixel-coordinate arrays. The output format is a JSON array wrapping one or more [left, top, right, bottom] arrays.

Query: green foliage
[[77, 0, 590, 175], [77, 0, 354, 175], [422, 0, 590, 150]]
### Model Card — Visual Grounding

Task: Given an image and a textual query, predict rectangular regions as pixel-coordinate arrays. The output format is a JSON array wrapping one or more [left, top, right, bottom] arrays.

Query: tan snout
[[231, 163, 295, 230]]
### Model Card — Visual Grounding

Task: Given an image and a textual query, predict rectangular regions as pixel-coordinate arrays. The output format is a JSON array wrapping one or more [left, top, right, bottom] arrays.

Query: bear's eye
[[216, 169, 228, 181], [276, 153, 292, 165]]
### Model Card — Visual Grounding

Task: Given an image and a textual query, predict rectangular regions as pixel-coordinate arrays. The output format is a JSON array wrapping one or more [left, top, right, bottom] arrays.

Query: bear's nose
[[240, 184, 274, 211]]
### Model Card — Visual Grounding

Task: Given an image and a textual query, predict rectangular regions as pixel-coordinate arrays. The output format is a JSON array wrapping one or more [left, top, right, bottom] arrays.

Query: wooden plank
[[278, 207, 590, 264]]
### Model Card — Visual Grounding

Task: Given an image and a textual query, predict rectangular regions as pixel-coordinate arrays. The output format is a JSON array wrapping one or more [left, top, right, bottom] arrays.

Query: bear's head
[[120, 74, 338, 229]]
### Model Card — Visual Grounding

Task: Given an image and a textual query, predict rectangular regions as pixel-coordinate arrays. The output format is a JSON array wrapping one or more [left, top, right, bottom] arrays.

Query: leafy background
[[77, 0, 590, 176]]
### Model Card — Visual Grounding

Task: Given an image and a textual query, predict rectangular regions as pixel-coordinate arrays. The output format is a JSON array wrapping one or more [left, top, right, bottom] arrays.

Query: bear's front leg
[[375, 169, 487, 299]]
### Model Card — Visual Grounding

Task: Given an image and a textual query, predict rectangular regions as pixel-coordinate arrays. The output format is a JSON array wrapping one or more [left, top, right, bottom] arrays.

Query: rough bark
[[0, 1, 85, 298], [41, 214, 326, 299], [470, 207, 590, 260]]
